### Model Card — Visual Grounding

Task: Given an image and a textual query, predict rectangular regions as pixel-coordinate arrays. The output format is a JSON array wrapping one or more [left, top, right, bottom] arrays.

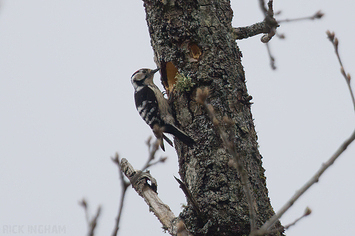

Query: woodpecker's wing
[[135, 86, 174, 151], [134, 84, 194, 149], [134, 86, 163, 128], [148, 84, 175, 124]]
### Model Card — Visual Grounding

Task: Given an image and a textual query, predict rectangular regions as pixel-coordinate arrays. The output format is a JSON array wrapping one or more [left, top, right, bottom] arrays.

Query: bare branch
[[260, 0, 277, 43], [233, 22, 269, 40], [251, 30, 355, 235], [174, 176, 203, 220], [120, 158, 182, 235], [253, 129, 355, 235], [111, 139, 167, 236], [196, 87, 258, 231], [258, 2, 323, 70], [234, 0, 278, 42]]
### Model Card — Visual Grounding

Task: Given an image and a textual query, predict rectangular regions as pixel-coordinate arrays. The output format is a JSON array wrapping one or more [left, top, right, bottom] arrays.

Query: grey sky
[[0, 0, 354, 235]]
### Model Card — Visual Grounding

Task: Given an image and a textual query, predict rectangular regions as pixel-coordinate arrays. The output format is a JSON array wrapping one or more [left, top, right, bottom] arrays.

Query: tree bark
[[143, 0, 283, 235]]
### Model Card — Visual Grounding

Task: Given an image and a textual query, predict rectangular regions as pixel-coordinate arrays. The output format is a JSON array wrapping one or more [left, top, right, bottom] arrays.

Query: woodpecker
[[131, 68, 194, 151]]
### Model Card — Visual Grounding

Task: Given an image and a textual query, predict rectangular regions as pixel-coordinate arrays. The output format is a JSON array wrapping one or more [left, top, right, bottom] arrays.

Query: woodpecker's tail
[[164, 124, 195, 146], [162, 134, 173, 149], [153, 123, 174, 151], [158, 134, 175, 152]]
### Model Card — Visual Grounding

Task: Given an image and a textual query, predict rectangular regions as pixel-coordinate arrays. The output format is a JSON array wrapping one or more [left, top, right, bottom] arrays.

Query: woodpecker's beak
[[151, 68, 160, 74]]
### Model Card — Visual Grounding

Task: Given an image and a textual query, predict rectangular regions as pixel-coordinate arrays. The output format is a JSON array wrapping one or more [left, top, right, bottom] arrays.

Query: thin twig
[[283, 207, 312, 230], [326, 31, 355, 112], [266, 43, 276, 70], [142, 138, 162, 170], [259, 0, 268, 17], [266, 207, 311, 234], [145, 157, 168, 169], [196, 88, 257, 231], [88, 206, 101, 236], [79, 199, 90, 223], [259, 0, 278, 70], [111, 153, 130, 236], [278, 11, 324, 23], [79, 199, 101, 236]]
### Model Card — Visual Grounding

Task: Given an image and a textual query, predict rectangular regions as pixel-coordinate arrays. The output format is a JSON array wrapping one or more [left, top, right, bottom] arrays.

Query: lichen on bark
[[142, 0, 283, 235]]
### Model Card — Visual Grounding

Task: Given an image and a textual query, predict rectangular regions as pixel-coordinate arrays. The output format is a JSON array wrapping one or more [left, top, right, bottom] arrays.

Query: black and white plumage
[[131, 68, 194, 151]]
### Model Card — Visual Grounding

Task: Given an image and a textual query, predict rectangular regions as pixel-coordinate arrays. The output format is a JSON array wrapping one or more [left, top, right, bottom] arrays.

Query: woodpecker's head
[[131, 68, 160, 90]]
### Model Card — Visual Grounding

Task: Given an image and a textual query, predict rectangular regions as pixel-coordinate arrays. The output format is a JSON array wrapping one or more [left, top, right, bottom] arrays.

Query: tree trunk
[[143, 0, 283, 235]]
